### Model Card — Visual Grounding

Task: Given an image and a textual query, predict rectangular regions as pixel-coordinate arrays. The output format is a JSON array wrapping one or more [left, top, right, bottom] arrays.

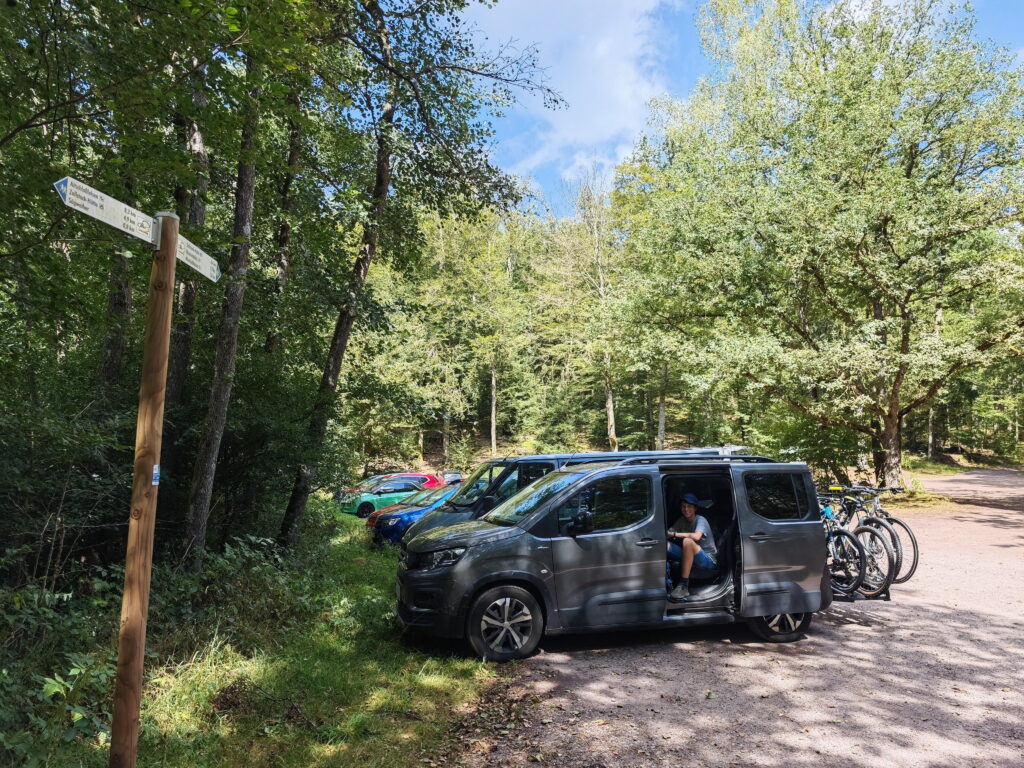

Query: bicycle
[[833, 485, 919, 585], [823, 488, 897, 598], [850, 486, 919, 584], [818, 495, 867, 596]]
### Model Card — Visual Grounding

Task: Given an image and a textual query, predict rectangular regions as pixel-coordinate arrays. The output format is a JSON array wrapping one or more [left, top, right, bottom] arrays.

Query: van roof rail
[[615, 454, 777, 466]]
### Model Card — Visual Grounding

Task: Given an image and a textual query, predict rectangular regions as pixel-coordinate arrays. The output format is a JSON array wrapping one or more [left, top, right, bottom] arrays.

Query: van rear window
[[744, 473, 809, 520]]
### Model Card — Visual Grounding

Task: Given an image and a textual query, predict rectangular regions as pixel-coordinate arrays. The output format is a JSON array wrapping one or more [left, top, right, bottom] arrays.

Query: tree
[[619, 0, 1024, 484], [276, 0, 556, 547]]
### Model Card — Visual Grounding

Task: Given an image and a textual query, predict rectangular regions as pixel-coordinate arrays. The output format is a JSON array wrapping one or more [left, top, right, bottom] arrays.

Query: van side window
[[492, 463, 555, 502], [518, 462, 555, 490], [556, 476, 652, 534], [744, 473, 809, 520]]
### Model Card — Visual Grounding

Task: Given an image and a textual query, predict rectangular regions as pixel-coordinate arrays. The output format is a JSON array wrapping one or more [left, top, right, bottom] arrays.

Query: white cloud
[[464, 1, 688, 185]]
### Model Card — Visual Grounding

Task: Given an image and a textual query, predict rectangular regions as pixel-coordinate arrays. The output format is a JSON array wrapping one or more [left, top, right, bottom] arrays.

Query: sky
[[462, 0, 1024, 215]]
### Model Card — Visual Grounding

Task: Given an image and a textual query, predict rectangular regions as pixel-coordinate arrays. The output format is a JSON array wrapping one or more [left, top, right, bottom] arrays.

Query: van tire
[[467, 586, 544, 662], [356, 502, 375, 518], [748, 612, 812, 642]]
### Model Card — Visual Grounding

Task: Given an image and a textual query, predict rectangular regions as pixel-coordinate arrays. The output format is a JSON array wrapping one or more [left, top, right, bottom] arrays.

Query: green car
[[340, 477, 425, 517]]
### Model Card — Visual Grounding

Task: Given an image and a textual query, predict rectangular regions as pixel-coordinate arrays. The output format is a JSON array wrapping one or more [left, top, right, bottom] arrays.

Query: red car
[[391, 472, 442, 488], [340, 472, 441, 497]]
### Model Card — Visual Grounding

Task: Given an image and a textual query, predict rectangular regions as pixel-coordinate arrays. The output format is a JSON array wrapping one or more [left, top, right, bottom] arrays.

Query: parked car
[[396, 453, 831, 660], [403, 449, 746, 541], [374, 484, 460, 545], [334, 474, 387, 500], [365, 486, 446, 530], [340, 477, 425, 517]]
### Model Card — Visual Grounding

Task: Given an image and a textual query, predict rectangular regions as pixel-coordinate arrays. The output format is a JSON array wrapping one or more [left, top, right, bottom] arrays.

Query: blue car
[[374, 484, 459, 545]]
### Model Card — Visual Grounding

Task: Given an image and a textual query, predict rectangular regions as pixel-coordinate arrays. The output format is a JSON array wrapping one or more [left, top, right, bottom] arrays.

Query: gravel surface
[[438, 469, 1024, 768]]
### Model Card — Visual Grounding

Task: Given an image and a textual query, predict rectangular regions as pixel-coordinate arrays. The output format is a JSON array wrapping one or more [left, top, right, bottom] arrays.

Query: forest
[[1, 0, 1022, 765]]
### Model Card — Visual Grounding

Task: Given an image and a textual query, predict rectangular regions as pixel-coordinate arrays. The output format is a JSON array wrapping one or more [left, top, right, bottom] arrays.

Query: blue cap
[[681, 493, 702, 505]]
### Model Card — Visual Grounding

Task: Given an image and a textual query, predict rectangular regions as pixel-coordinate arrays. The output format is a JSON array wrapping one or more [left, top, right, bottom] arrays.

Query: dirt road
[[445, 469, 1024, 768]]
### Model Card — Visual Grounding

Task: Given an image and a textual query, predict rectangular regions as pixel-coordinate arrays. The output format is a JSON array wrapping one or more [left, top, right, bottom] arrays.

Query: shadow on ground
[[445, 597, 1023, 768]]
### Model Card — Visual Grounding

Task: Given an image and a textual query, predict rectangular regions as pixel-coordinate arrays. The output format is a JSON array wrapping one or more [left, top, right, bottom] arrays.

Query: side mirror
[[569, 510, 594, 536]]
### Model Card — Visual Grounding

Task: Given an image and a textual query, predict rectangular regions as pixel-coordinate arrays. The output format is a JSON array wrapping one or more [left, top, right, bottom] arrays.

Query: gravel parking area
[[442, 469, 1024, 768]]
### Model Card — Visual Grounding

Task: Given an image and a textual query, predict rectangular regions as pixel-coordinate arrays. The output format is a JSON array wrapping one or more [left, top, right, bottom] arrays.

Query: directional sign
[[53, 176, 155, 244], [53, 176, 221, 282], [176, 235, 222, 282]]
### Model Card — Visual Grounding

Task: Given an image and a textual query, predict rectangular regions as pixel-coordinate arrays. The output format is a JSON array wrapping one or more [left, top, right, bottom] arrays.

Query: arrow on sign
[[53, 176, 155, 245]]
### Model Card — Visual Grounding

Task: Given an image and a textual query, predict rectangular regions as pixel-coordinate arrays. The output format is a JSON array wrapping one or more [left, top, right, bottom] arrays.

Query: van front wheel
[[467, 586, 544, 662], [748, 612, 812, 642]]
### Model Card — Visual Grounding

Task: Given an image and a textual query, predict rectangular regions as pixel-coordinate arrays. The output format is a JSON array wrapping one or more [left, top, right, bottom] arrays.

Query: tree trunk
[[265, 91, 302, 353], [604, 353, 618, 452], [165, 281, 197, 406], [277, 261, 369, 547], [657, 361, 667, 450], [167, 61, 210, 405], [490, 363, 497, 457], [878, 416, 904, 488], [277, 81, 396, 548], [161, 62, 209, 524], [927, 408, 935, 459], [99, 247, 132, 393], [185, 59, 261, 570]]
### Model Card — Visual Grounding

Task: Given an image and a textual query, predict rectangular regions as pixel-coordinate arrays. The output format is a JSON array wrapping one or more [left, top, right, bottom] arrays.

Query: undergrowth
[[1, 498, 493, 767]]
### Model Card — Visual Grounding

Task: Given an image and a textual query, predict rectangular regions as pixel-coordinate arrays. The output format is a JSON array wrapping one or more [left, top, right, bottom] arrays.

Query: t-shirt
[[670, 514, 717, 560]]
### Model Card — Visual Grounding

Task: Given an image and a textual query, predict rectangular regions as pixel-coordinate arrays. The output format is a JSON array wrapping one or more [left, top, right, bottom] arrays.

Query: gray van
[[396, 455, 831, 660]]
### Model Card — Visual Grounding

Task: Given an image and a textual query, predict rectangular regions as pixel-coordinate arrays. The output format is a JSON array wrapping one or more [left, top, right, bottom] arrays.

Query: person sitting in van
[[666, 492, 718, 600]]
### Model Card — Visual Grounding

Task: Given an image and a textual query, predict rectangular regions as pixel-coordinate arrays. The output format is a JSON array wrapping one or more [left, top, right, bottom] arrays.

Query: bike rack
[[832, 588, 891, 603]]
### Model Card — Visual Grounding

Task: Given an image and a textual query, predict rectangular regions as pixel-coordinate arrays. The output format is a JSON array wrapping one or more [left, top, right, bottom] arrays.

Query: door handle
[[635, 538, 660, 547], [749, 533, 774, 541]]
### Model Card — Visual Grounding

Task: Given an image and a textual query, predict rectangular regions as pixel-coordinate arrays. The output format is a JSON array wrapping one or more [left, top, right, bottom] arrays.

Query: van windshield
[[483, 471, 580, 527], [447, 461, 507, 507]]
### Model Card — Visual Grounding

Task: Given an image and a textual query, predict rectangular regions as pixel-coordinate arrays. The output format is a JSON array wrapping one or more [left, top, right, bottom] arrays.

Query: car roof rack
[[615, 454, 777, 466]]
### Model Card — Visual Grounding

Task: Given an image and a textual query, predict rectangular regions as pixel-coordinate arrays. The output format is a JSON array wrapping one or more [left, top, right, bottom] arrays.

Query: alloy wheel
[[765, 613, 805, 634], [479, 596, 534, 653]]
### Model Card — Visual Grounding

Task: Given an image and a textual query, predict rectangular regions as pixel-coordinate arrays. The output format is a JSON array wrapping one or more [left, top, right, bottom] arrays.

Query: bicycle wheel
[[853, 525, 895, 598], [863, 516, 903, 579], [828, 528, 866, 596], [887, 516, 919, 584]]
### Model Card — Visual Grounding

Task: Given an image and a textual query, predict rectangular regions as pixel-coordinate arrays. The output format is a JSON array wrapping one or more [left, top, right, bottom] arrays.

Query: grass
[[55, 501, 495, 768]]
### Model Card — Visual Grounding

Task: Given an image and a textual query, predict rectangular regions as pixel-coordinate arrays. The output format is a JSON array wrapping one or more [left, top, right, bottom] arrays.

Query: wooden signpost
[[53, 178, 221, 768]]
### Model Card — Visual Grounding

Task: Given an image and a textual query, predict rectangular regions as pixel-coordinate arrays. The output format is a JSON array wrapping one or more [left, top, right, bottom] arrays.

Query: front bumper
[[395, 563, 463, 638], [379, 519, 408, 545]]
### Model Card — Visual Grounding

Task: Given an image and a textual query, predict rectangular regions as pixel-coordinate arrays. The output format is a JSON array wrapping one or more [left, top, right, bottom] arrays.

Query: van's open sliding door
[[732, 465, 828, 617]]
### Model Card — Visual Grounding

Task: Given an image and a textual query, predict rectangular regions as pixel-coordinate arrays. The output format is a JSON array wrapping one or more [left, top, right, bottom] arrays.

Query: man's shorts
[[666, 542, 718, 582]]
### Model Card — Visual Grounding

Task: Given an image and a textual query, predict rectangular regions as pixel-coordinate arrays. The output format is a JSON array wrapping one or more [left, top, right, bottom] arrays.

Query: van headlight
[[426, 548, 466, 569]]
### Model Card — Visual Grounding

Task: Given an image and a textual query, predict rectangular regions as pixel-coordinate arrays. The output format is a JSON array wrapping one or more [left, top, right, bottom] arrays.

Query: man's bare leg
[[681, 538, 698, 579]]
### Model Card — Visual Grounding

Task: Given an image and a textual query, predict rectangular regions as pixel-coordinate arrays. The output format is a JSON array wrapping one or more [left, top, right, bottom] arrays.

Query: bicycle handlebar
[[825, 484, 904, 495]]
